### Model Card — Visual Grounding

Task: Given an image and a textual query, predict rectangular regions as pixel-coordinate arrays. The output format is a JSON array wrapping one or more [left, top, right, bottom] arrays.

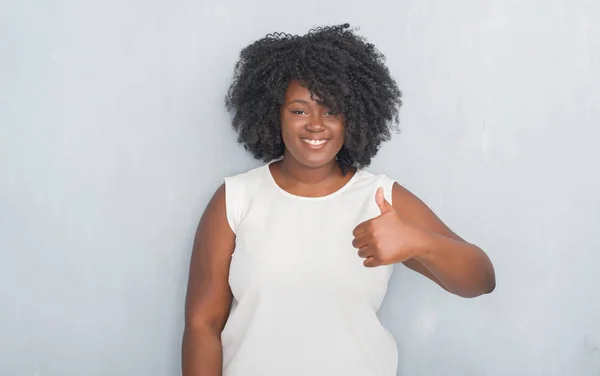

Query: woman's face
[[279, 80, 345, 168]]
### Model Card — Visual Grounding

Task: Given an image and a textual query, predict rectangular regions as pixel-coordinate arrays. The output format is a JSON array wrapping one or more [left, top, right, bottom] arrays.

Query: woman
[[182, 24, 495, 376]]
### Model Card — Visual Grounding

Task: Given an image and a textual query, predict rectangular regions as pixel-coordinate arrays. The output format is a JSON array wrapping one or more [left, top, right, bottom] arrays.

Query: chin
[[303, 158, 335, 169], [292, 152, 338, 169]]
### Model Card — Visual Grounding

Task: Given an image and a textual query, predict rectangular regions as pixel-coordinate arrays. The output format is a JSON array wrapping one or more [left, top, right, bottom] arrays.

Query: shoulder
[[355, 169, 428, 210], [352, 169, 394, 186], [224, 164, 267, 185], [354, 169, 397, 203], [389, 181, 424, 209], [223, 163, 271, 196], [222, 163, 270, 233], [358, 171, 439, 227]]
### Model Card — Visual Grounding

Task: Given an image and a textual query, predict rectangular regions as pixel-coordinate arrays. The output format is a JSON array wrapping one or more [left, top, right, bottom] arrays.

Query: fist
[[352, 187, 426, 267]]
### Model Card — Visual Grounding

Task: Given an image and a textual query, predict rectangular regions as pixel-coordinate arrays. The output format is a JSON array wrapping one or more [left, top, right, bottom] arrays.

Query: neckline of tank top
[[264, 159, 362, 201]]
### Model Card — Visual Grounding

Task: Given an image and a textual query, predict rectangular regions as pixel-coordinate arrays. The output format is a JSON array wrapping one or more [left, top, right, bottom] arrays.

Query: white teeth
[[302, 139, 327, 146]]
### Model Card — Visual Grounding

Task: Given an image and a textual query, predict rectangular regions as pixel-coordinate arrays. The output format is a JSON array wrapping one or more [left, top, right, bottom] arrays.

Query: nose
[[305, 114, 325, 133]]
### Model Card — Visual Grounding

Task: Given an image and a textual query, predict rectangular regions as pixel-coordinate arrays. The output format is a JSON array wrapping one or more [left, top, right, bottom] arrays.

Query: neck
[[278, 152, 341, 185]]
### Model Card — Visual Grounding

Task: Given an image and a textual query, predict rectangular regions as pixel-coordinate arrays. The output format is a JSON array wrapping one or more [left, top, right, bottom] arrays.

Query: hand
[[352, 187, 429, 267]]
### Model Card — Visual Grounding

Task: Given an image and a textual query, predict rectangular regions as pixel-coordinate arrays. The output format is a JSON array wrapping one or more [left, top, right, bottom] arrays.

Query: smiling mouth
[[302, 138, 329, 146]]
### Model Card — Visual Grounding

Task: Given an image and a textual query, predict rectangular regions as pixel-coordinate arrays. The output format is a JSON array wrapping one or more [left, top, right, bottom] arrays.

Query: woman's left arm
[[392, 183, 496, 298]]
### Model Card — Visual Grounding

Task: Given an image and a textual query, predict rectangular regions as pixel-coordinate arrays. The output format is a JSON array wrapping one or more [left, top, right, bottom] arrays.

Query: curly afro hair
[[225, 23, 402, 173]]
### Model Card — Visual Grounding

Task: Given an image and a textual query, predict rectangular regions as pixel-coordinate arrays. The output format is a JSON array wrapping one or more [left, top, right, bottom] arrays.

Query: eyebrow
[[286, 99, 311, 105]]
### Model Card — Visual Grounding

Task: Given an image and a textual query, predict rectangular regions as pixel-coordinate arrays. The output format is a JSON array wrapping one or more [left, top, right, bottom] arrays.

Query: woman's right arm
[[182, 184, 235, 376]]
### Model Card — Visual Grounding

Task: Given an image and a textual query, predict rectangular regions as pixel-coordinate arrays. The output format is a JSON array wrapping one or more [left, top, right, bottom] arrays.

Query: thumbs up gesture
[[352, 187, 427, 267]]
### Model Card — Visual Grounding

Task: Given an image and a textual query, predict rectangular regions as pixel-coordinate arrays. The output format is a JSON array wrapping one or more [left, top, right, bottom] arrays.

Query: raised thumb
[[376, 187, 394, 214]]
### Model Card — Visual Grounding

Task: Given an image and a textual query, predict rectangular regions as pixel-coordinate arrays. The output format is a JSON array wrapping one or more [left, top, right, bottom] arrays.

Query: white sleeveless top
[[221, 162, 398, 376]]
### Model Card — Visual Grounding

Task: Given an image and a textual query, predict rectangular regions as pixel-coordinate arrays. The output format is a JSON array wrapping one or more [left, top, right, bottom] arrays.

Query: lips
[[302, 138, 328, 146], [300, 138, 331, 150]]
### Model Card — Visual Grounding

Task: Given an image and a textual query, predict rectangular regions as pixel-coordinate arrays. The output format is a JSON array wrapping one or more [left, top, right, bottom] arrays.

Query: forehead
[[284, 79, 321, 103]]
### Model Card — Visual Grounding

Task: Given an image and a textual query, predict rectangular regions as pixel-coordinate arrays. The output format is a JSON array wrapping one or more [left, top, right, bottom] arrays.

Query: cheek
[[329, 122, 346, 145], [279, 122, 304, 151], [279, 121, 296, 142]]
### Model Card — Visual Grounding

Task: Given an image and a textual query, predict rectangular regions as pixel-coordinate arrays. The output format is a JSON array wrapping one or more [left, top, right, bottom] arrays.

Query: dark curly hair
[[225, 23, 402, 173]]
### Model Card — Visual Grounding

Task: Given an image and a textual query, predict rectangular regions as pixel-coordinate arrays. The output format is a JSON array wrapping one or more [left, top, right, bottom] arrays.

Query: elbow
[[461, 270, 496, 298], [466, 249, 496, 297], [484, 274, 496, 294], [467, 280, 495, 298], [184, 313, 226, 335], [450, 266, 496, 298], [481, 259, 497, 295]]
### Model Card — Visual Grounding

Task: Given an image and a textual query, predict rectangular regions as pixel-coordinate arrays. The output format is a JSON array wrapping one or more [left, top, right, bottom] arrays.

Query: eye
[[291, 110, 307, 115], [324, 110, 339, 116]]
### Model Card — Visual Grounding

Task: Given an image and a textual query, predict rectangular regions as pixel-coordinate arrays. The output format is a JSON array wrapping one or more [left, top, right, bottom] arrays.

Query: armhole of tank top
[[223, 176, 239, 235], [378, 174, 396, 206]]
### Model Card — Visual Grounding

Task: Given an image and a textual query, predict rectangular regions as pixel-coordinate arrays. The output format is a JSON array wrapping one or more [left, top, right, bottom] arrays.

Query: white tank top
[[221, 161, 398, 376]]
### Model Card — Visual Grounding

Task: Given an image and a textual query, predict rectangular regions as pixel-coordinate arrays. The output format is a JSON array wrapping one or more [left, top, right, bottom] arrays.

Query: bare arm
[[393, 183, 496, 298], [182, 184, 235, 376]]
